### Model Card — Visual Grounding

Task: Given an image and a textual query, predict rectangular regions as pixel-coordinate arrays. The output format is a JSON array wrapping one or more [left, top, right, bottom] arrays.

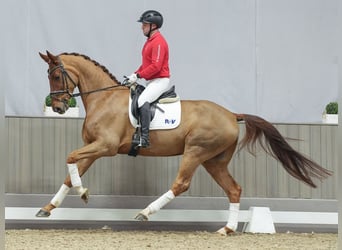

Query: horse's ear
[[46, 50, 59, 64], [39, 52, 50, 63]]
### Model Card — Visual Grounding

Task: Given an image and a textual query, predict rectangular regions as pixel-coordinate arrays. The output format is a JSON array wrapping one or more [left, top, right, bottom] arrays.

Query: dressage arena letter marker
[[243, 207, 276, 234]]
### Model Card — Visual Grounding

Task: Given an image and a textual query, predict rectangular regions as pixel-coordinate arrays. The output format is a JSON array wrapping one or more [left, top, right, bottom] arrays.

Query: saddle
[[128, 84, 180, 157], [130, 84, 178, 121]]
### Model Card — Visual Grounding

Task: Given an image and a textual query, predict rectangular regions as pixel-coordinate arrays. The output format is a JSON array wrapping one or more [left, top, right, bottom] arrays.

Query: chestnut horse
[[37, 51, 331, 235]]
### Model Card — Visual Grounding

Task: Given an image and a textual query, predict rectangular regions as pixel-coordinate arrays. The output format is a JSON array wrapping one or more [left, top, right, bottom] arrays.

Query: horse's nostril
[[53, 107, 64, 114]]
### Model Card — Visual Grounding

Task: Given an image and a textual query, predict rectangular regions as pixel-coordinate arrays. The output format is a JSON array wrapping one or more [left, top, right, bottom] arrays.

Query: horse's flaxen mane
[[60, 52, 121, 84]]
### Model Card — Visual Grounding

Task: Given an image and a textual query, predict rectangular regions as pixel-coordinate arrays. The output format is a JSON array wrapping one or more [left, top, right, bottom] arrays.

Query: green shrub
[[45, 95, 77, 107], [68, 97, 77, 107], [325, 102, 338, 114], [45, 95, 52, 107]]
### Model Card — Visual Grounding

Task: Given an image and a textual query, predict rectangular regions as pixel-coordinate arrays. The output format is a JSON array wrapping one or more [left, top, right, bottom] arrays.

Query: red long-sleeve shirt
[[135, 31, 170, 80]]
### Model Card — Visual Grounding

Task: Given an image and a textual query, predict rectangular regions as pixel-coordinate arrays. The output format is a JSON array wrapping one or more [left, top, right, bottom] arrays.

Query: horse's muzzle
[[53, 106, 66, 114], [52, 104, 68, 114], [51, 97, 69, 114]]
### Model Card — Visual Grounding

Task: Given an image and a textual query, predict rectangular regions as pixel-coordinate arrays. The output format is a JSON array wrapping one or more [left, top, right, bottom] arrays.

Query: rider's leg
[[137, 78, 171, 147], [139, 102, 151, 147], [137, 78, 171, 107]]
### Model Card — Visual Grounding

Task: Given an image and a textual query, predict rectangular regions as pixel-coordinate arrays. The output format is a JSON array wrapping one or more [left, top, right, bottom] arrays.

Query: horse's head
[[39, 51, 78, 114]]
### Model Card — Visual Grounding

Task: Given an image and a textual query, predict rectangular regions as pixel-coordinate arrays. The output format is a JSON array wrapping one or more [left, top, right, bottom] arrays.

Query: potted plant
[[44, 95, 79, 117], [322, 101, 338, 124]]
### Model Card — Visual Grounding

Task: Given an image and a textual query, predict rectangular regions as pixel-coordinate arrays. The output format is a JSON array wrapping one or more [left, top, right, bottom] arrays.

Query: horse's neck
[[77, 62, 119, 94], [63, 55, 122, 112]]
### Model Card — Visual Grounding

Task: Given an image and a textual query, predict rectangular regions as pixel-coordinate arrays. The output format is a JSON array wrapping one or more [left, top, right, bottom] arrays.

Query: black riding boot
[[139, 102, 151, 148]]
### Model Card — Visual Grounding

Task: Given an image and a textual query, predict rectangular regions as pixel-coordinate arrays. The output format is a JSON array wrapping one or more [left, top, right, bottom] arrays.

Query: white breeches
[[138, 78, 172, 107]]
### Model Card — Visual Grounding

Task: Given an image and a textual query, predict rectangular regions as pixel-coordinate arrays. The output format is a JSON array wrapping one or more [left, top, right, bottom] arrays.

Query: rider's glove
[[127, 73, 139, 84]]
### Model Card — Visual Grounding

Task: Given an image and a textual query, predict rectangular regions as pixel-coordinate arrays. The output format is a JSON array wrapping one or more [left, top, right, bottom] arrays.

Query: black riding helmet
[[137, 10, 163, 28]]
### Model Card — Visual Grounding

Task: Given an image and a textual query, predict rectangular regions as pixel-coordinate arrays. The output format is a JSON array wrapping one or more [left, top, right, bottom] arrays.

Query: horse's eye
[[54, 75, 60, 81]]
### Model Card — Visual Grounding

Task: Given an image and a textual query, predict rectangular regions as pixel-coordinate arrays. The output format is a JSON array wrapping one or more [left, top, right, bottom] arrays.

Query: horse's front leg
[[64, 139, 119, 202], [65, 163, 89, 203], [35, 157, 95, 217], [36, 140, 118, 217]]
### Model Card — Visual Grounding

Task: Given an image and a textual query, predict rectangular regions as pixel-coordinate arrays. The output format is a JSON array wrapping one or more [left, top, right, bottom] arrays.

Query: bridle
[[47, 58, 125, 99], [48, 61, 77, 98]]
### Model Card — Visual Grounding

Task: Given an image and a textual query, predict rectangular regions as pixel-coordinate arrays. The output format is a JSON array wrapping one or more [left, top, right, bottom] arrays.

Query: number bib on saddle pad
[[128, 96, 181, 130]]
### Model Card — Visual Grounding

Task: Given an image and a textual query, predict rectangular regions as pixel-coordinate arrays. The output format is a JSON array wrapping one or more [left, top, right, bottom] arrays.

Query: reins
[[48, 58, 127, 99], [71, 84, 126, 98]]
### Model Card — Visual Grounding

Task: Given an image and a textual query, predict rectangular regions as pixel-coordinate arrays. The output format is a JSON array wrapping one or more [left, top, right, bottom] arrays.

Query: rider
[[126, 10, 172, 148]]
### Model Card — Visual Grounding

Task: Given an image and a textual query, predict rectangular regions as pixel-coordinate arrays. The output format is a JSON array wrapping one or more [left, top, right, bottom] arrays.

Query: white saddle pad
[[128, 97, 181, 130]]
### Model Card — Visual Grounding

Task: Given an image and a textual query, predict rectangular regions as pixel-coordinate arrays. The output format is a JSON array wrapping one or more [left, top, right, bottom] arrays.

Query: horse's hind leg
[[202, 144, 242, 235], [135, 152, 201, 221], [35, 158, 95, 217]]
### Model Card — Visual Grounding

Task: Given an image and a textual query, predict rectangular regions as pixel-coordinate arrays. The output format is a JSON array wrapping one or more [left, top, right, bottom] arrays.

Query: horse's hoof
[[35, 209, 51, 217], [80, 188, 89, 204], [134, 212, 148, 221], [217, 227, 235, 236]]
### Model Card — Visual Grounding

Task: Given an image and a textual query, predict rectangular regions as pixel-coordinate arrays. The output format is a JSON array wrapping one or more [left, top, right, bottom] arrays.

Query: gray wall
[[0, 2, 6, 246], [6, 117, 337, 200], [337, 1, 342, 246], [0, 15, 5, 249], [2, 0, 339, 122]]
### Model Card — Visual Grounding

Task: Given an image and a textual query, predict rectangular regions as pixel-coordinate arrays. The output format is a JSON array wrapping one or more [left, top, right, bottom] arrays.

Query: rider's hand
[[127, 73, 138, 84]]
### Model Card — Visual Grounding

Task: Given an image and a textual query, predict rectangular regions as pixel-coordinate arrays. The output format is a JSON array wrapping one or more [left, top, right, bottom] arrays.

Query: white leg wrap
[[67, 163, 82, 187], [74, 186, 87, 196], [225, 203, 240, 231], [147, 190, 175, 215], [50, 184, 70, 207]]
